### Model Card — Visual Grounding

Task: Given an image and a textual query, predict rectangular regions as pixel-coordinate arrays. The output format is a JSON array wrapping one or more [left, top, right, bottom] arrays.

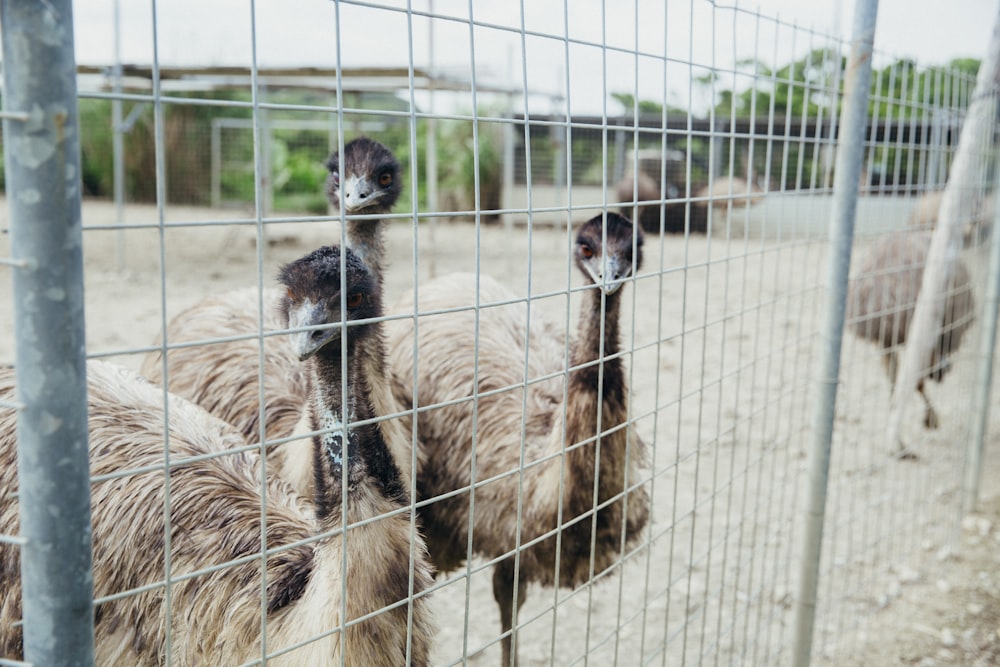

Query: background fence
[[2, 0, 999, 665]]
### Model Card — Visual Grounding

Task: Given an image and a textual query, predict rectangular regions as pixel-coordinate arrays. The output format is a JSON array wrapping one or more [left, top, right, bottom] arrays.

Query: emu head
[[278, 245, 381, 361], [574, 212, 644, 294], [325, 137, 402, 215]]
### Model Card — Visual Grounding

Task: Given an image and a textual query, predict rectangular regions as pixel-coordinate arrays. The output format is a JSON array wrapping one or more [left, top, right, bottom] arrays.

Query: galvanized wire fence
[[1, 0, 999, 666]]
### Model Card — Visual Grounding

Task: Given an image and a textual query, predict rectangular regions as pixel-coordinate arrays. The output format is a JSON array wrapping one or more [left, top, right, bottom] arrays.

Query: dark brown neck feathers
[[309, 340, 406, 522], [570, 288, 625, 407]]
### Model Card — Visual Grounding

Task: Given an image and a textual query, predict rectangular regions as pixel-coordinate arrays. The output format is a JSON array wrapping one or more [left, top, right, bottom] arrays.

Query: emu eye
[[378, 172, 393, 187], [286, 287, 295, 301], [578, 243, 594, 259], [331, 171, 340, 187], [346, 292, 364, 309]]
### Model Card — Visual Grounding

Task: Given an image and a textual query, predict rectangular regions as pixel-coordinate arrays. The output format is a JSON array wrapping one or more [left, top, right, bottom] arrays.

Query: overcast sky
[[69, 0, 998, 115]]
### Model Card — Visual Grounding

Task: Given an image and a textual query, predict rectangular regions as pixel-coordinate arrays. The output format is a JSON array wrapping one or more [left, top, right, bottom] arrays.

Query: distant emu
[[847, 230, 975, 430], [384, 212, 651, 667], [615, 148, 709, 234], [616, 170, 708, 234], [1, 245, 434, 666]]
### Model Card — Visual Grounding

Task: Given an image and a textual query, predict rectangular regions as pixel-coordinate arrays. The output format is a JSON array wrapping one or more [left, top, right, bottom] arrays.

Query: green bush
[[280, 150, 327, 194]]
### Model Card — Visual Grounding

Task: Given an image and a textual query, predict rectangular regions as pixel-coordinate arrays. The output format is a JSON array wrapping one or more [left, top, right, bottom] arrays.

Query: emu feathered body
[[139, 137, 406, 494], [847, 230, 976, 429], [1, 246, 433, 667], [384, 212, 651, 666]]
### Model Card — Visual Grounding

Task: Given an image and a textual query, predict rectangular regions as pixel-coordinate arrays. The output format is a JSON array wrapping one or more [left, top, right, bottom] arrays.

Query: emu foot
[[923, 406, 940, 430], [892, 436, 919, 461]]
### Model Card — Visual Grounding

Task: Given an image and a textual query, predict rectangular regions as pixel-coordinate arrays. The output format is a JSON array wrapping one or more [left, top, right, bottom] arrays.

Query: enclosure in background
[[1, 1, 998, 666]]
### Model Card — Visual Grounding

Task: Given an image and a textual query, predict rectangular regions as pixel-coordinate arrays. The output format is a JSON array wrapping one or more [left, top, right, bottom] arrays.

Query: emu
[[0, 245, 433, 666], [847, 230, 975, 430], [383, 212, 651, 666]]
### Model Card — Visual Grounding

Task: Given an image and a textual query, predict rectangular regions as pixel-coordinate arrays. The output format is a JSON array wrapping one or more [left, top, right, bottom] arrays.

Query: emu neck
[[571, 287, 623, 382], [556, 284, 632, 513], [309, 342, 405, 524], [346, 220, 386, 285], [563, 287, 627, 440]]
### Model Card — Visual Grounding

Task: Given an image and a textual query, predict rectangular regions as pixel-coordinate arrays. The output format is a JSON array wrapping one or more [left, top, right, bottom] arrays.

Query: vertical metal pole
[[260, 91, 273, 219], [612, 117, 626, 185], [927, 113, 943, 188], [964, 162, 1000, 513], [1, 1, 95, 665], [426, 0, 439, 279], [211, 119, 222, 208], [112, 0, 125, 272], [791, 0, 878, 664]]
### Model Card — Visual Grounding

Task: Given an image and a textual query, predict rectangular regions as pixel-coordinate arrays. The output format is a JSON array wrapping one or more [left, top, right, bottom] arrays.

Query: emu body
[[1, 246, 433, 667], [384, 213, 651, 666], [847, 230, 975, 430]]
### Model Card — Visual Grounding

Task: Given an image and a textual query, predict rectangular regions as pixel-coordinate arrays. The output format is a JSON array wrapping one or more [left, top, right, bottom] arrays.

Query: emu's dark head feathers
[[325, 137, 402, 215], [574, 212, 644, 294], [278, 245, 381, 360]]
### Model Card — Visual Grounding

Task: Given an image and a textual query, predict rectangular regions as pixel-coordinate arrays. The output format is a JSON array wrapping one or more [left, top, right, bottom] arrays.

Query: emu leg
[[883, 351, 919, 458], [917, 379, 940, 430], [886, 350, 940, 429], [493, 558, 527, 667]]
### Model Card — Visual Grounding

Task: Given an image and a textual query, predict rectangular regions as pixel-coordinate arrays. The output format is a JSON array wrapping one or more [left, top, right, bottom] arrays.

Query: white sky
[[70, 0, 998, 115]]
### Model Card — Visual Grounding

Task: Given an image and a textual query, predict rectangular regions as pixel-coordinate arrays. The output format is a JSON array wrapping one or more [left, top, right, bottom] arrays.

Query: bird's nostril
[[311, 329, 324, 341]]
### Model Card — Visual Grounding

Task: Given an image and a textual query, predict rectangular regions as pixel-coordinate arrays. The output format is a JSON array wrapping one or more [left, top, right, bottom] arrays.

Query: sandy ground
[[1, 196, 999, 665]]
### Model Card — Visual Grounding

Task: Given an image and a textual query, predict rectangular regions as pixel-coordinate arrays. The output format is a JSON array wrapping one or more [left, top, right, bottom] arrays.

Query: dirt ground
[[819, 492, 1000, 667], [1, 197, 998, 665]]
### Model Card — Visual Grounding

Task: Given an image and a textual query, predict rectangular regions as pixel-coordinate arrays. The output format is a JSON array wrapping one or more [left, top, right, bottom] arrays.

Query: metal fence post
[[964, 157, 1000, 513], [1, 1, 95, 665], [791, 0, 879, 665]]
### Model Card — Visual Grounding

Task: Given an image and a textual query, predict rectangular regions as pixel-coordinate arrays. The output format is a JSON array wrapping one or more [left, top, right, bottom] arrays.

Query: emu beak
[[287, 298, 337, 361], [596, 255, 630, 294], [341, 174, 374, 213]]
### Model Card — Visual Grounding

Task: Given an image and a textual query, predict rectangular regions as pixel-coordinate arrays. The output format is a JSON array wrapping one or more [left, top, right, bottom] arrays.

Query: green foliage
[[69, 88, 409, 211], [612, 92, 670, 116], [702, 49, 843, 120], [699, 50, 980, 127], [870, 57, 980, 121], [434, 113, 504, 220], [281, 150, 328, 194], [687, 52, 980, 190], [78, 100, 114, 196]]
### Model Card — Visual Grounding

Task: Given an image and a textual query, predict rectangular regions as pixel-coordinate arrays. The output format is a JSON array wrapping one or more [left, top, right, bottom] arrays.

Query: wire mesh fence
[[1, 1, 999, 666]]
